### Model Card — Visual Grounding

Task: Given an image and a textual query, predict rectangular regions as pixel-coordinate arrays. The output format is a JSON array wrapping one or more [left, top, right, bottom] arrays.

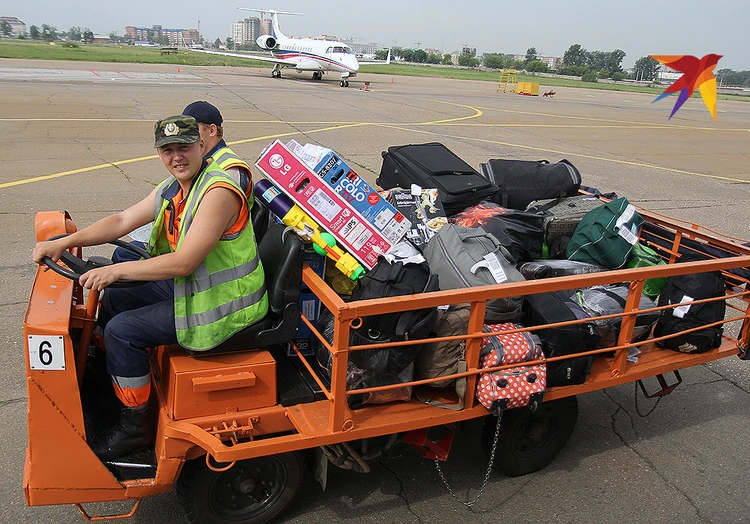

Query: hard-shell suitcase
[[378, 142, 498, 217], [525, 195, 605, 245], [479, 159, 581, 210], [476, 323, 546, 414], [523, 291, 600, 386]]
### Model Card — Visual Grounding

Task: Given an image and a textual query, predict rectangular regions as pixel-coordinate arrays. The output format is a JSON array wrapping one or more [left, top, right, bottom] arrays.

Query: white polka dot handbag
[[476, 323, 546, 415]]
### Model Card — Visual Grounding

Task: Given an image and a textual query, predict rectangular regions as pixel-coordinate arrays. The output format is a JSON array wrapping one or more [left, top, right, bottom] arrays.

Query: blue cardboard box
[[288, 291, 321, 356], [313, 152, 410, 245]]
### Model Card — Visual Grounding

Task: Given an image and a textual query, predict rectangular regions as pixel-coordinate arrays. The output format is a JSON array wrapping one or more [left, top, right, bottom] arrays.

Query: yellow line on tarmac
[[419, 100, 483, 125], [419, 123, 745, 130], [372, 123, 749, 184], [470, 105, 731, 132], [0, 123, 370, 189], [0, 155, 158, 189], [0, 118, 364, 125]]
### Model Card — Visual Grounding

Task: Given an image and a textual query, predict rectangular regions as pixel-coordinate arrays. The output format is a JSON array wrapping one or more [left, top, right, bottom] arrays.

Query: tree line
[[375, 42, 750, 87]]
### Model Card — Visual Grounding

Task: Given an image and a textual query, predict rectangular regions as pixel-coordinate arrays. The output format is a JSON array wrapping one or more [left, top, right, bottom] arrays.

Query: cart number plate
[[28, 335, 66, 370]]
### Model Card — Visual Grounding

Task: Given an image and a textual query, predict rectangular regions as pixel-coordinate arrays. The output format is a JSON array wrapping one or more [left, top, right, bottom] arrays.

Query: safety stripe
[[175, 284, 267, 330], [214, 151, 239, 166], [180, 170, 233, 233], [112, 374, 150, 388], [175, 255, 260, 296], [154, 177, 175, 220], [112, 375, 151, 407]]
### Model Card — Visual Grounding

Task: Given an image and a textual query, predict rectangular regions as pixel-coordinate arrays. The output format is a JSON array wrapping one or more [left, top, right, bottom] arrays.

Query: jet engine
[[256, 35, 277, 50]]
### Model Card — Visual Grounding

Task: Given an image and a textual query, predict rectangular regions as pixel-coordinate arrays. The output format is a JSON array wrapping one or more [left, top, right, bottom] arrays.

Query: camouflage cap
[[154, 115, 200, 148]]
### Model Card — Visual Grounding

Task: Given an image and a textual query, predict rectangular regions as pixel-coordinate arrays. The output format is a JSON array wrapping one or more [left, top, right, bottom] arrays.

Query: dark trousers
[[98, 279, 177, 378], [111, 241, 148, 264]]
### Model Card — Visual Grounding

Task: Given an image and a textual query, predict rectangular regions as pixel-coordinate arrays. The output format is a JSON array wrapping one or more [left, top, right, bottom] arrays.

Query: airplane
[[193, 8, 390, 87]]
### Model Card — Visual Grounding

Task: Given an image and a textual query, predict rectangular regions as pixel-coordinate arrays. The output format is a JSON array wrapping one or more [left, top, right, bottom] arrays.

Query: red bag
[[476, 323, 546, 415]]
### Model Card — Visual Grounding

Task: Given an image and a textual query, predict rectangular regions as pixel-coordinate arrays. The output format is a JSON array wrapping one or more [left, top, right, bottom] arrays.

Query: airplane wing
[[358, 49, 391, 66], [190, 48, 292, 66]]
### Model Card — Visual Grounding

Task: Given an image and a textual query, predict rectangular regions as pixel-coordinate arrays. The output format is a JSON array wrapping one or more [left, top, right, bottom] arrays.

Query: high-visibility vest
[[209, 147, 252, 200], [148, 162, 268, 350]]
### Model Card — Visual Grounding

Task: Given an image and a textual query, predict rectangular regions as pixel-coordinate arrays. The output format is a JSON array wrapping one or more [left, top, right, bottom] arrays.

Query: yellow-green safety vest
[[148, 162, 268, 350]]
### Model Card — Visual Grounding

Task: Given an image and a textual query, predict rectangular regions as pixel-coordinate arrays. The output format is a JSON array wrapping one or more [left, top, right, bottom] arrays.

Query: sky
[[2, 0, 748, 70]]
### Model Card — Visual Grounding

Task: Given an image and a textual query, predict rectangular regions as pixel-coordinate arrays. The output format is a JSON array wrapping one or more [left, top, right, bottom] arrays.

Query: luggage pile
[[255, 140, 729, 413]]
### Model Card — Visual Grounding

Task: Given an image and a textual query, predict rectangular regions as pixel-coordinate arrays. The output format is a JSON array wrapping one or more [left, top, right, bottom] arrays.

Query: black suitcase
[[523, 291, 600, 386], [479, 159, 581, 210], [377, 142, 498, 216]]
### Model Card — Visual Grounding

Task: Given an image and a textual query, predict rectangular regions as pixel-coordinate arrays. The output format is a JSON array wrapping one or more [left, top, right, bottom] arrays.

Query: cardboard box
[[288, 292, 321, 356], [256, 140, 396, 269], [386, 188, 448, 247], [313, 152, 410, 245]]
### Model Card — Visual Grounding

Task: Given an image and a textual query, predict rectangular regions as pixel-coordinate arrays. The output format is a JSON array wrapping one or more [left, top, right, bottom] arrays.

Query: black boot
[[91, 403, 151, 461]]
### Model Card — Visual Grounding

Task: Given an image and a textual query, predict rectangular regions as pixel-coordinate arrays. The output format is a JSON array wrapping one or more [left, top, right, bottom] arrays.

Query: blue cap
[[182, 101, 223, 126]]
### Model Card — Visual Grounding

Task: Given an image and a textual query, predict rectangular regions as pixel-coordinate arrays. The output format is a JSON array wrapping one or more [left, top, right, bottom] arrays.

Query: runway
[[1, 58, 749, 523]]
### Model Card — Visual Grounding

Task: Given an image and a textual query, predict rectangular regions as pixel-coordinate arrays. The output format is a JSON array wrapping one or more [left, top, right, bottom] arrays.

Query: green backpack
[[626, 242, 667, 298], [567, 197, 644, 269]]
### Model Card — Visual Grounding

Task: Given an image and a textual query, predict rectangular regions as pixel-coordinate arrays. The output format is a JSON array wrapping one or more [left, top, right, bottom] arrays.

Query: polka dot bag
[[476, 323, 546, 415]]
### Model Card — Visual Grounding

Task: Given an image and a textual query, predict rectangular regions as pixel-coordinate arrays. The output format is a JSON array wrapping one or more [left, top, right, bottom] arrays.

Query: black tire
[[481, 396, 578, 477], [177, 452, 306, 524]]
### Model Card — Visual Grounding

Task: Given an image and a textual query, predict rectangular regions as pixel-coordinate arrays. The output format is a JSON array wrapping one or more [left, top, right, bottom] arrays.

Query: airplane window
[[344, 47, 352, 54], [326, 47, 333, 53]]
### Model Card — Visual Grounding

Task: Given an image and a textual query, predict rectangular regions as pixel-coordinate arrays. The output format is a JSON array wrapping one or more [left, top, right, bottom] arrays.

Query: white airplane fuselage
[[269, 37, 360, 76], [195, 9, 388, 86]]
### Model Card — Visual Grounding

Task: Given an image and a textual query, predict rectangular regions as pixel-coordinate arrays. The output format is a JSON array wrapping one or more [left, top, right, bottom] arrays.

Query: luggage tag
[[470, 253, 508, 284], [615, 204, 639, 245], [672, 295, 694, 318]]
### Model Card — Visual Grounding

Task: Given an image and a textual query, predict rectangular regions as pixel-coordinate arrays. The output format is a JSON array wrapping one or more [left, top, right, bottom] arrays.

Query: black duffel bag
[[450, 202, 545, 263], [653, 256, 726, 354], [479, 159, 582, 210]]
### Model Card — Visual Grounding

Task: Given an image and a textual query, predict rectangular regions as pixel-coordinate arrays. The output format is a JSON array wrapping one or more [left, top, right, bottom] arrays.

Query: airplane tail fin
[[237, 8, 303, 39], [385, 49, 391, 65]]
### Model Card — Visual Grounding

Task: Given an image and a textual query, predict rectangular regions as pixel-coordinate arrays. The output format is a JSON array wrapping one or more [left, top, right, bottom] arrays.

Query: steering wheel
[[42, 235, 152, 288]]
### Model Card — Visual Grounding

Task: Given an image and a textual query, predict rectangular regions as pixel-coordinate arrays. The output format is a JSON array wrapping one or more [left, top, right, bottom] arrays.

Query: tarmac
[[1, 59, 749, 524]]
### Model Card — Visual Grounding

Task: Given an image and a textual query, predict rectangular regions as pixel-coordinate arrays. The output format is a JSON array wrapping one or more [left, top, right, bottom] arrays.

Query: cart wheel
[[481, 396, 578, 477], [177, 452, 306, 524]]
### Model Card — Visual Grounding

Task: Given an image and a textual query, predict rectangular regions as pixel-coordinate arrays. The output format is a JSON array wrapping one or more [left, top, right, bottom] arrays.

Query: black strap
[[532, 196, 566, 214], [597, 287, 627, 308]]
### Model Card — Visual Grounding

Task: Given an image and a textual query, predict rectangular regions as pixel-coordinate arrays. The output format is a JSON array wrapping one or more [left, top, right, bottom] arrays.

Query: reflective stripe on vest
[[148, 162, 268, 350], [211, 148, 249, 172]]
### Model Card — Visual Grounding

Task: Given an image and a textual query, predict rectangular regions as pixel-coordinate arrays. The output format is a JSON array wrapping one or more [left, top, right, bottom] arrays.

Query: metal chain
[[433, 412, 502, 507], [634, 381, 661, 417]]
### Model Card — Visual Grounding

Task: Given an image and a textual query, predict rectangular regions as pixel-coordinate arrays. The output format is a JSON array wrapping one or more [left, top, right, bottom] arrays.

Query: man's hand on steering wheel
[[79, 265, 124, 291], [32, 238, 68, 266], [34, 235, 151, 288]]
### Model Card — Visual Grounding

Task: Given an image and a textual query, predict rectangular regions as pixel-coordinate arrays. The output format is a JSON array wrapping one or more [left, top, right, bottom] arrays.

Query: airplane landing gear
[[339, 80, 349, 87], [272, 66, 282, 78], [312, 71, 322, 80]]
